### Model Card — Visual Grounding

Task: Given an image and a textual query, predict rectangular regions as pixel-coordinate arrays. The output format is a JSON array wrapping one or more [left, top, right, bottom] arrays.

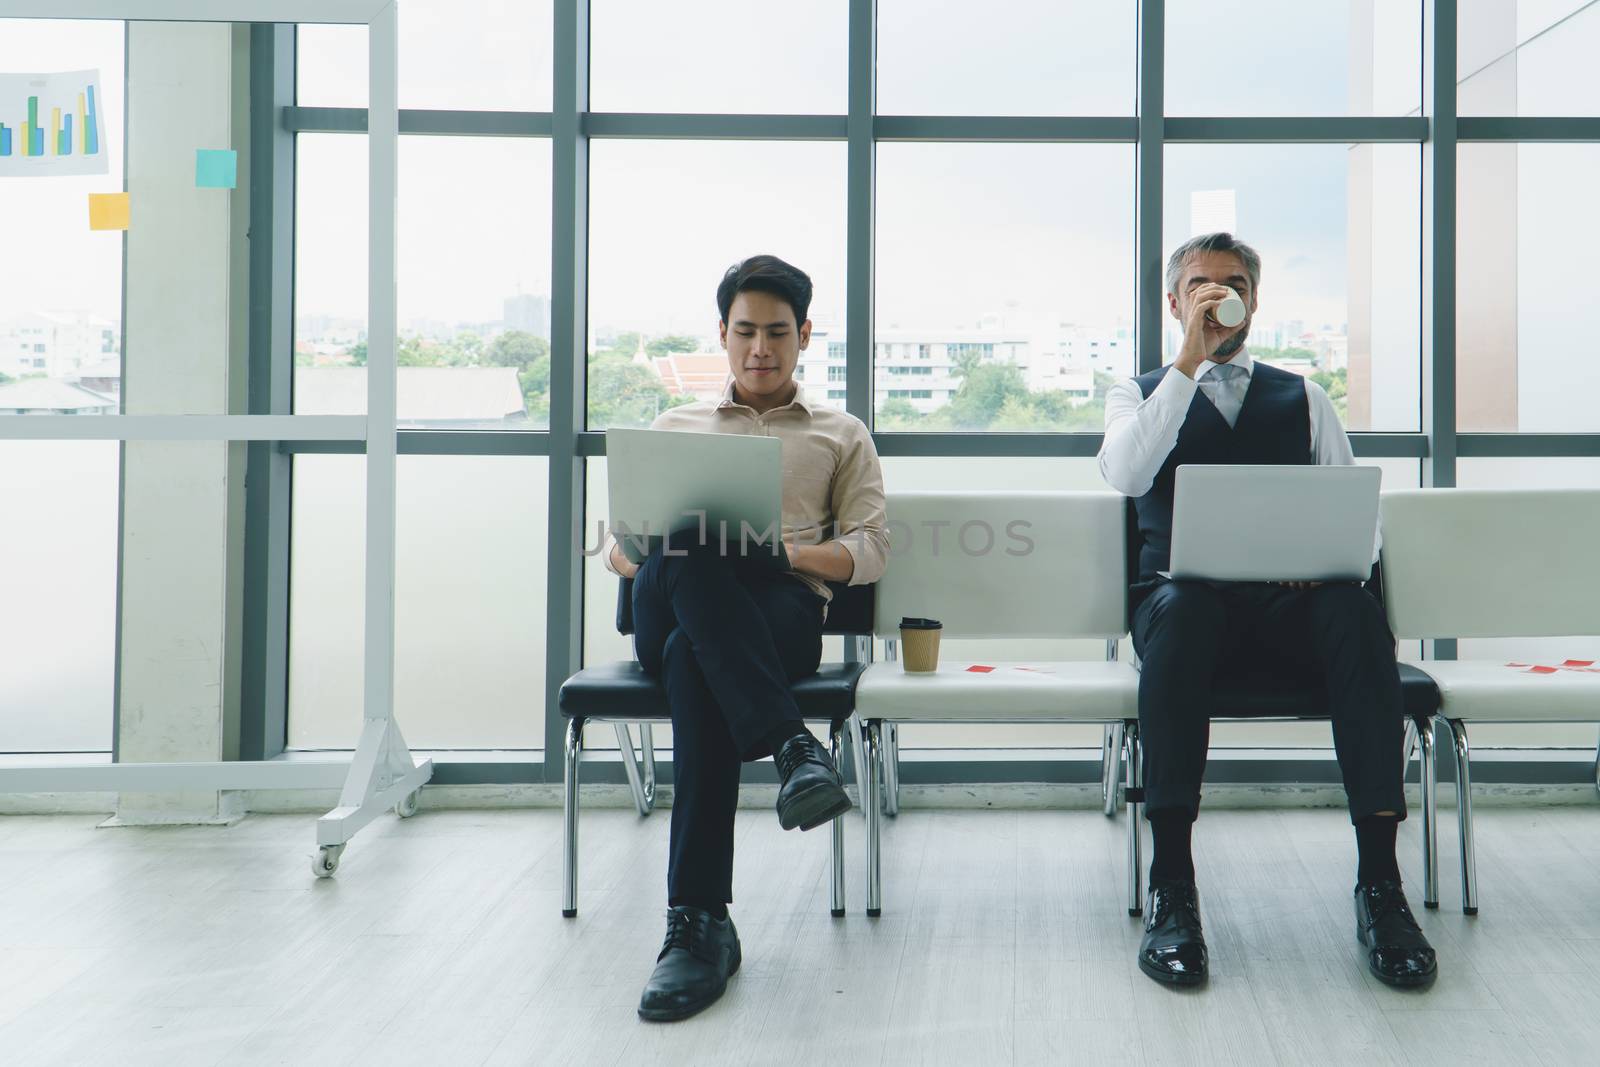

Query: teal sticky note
[[195, 148, 237, 189]]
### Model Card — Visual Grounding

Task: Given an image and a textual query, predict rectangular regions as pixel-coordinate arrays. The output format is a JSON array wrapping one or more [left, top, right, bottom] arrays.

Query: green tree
[[946, 361, 1030, 430], [346, 340, 367, 365], [485, 330, 550, 368], [645, 334, 701, 358], [587, 353, 675, 429], [396, 335, 440, 367], [593, 330, 642, 361], [874, 397, 922, 430], [1309, 366, 1349, 424]]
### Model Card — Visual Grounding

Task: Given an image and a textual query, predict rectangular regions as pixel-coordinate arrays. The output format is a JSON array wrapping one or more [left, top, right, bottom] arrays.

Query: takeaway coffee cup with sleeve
[[899, 617, 942, 673]]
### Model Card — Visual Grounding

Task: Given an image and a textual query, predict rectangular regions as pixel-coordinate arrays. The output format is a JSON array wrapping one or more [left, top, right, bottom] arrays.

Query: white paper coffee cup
[[1214, 289, 1247, 328]]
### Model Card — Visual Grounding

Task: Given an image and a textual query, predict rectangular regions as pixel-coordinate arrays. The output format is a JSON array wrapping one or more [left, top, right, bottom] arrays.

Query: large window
[[1460, 0, 1600, 116], [874, 144, 1135, 431], [1458, 143, 1600, 432], [0, 442, 118, 753], [268, 3, 1600, 772], [586, 140, 848, 429], [877, 0, 1136, 116], [288, 456, 549, 751], [295, 1, 554, 111], [1164, 144, 1422, 432], [1166, 1, 1421, 116], [589, 0, 847, 114], [293, 134, 553, 427]]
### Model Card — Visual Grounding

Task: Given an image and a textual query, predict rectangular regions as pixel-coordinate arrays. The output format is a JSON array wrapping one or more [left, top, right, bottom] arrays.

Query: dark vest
[[1132, 360, 1312, 580]]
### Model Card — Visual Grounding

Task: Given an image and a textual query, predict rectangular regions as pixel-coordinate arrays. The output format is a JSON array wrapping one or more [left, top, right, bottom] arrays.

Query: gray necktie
[[1199, 361, 1248, 428]]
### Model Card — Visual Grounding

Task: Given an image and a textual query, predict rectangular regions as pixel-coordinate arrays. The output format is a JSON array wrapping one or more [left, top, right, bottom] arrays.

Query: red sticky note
[[1561, 659, 1594, 667], [1527, 665, 1558, 674], [965, 664, 995, 673]]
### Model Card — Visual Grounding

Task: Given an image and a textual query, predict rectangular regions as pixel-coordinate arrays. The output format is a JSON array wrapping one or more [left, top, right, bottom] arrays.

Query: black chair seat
[[559, 660, 867, 724], [1211, 663, 1439, 721]]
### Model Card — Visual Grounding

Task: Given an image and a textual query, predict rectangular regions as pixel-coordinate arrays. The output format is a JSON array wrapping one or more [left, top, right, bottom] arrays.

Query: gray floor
[[1, 802, 1597, 1066]]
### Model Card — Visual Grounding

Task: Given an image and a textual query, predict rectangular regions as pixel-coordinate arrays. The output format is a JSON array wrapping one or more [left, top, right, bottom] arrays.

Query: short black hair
[[716, 255, 813, 327]]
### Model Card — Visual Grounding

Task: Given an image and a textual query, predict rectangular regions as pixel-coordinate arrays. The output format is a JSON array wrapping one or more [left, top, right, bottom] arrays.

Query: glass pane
[[1458, 144, 1600, 432], [294, 134, 552, 426], [1451, 457, 1600, 748], [590, 0, 846, 114], [0, 20, 123, 417], [288, 455, 549, 750], [0, 441, 117, 752], [874, 144, 1135, 432], [1460, 0, 1600, 116], [1166, 0, 1421, 116], [877, 0, 1136, 116], [587, 140, 847, 429], [295, 1, 554, 111], [1164, 143, 1421, 433]]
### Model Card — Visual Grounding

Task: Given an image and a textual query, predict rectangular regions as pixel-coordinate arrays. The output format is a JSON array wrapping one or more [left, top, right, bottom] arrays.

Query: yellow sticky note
[[88, 192, 129, 231]]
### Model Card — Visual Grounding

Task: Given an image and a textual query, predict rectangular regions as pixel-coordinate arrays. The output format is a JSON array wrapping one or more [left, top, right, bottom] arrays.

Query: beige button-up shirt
[[603, 379, 890, 610]]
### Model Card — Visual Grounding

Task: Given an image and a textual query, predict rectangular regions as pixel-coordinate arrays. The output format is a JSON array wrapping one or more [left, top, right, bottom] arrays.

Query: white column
[[112, 21, 249, 825]]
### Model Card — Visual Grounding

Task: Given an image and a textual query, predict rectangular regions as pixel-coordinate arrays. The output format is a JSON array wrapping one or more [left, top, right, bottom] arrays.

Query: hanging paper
[[0, 69, 108, 177]]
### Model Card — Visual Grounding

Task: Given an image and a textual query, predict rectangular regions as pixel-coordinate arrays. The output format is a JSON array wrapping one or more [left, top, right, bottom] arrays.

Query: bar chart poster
[[0, 70, 108, 177]]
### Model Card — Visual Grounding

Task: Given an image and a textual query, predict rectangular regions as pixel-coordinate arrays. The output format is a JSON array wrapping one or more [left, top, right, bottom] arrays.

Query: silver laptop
[[1168, 464, 1381, 582], [606, 428, 787, 567]]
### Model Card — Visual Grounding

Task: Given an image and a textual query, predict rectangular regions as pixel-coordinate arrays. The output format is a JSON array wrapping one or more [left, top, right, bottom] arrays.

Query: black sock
[[1148, 809, 1196, 884], [763, 719, 810, 758], [1355, 814, 1402, 886], [670, 899, 728, 920]]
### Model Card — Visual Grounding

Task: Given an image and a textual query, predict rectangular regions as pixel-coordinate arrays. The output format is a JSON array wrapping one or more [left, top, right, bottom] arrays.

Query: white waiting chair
[[1381, 488, 1600, 914], [851, 491, 1141, 915]]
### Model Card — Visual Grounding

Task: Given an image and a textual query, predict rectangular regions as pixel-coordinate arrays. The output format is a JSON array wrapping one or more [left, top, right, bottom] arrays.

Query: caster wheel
[[395, 790, 420, 819], [312, 844, 344, 878]]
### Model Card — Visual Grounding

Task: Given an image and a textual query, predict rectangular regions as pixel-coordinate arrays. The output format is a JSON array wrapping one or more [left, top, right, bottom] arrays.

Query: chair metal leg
[[639, 723, 657, 812], [1102, 721, 1125, 817], [1124, 721, 1143, 917], [614, 723, 652, 817], [562, 718, 583, 918], [846, 713, 869, 815], [882, 722, 901, 817], [830, 722, 847, 917], [865, 721, 883, 917], [1417, 716, 1439, 910], [1442, 718, 1479, 915], [1403, 717, 1418, 767]]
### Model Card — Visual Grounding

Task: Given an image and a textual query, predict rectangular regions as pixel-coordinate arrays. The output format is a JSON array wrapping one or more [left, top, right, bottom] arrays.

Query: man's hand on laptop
[[609, 541, 640, 580]]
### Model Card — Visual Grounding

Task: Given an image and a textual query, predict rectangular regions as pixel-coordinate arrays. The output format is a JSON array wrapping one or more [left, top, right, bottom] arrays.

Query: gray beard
[[1212, 326, 1249, 360]]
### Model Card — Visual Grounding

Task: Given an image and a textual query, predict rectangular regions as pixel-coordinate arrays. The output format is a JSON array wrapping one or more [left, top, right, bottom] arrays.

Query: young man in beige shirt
[[604, 255, 888, 1022]]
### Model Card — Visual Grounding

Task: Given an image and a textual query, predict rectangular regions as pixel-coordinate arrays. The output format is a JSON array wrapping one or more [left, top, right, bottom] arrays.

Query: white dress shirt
[[1098, 350, 1381, 560]]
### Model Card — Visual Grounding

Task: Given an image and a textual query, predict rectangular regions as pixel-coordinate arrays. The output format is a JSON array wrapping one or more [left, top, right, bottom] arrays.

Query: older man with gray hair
[[1098, 232, 1437, 991]]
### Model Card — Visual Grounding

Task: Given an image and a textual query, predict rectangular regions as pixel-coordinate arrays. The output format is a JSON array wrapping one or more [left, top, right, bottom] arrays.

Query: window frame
[[261, 0, 1600, 784]]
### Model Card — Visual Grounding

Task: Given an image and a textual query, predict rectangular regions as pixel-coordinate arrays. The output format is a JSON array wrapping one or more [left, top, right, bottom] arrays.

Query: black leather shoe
[[1355, 880, 1437, 988], [637, 906, 742, 1022], [1139, 879, 1208, 987], [774, 734, 852, 831]]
